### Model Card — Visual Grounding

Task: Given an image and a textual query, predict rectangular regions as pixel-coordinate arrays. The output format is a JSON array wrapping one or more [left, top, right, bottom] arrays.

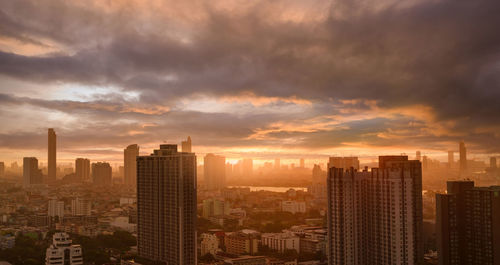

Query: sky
[[0, 0, 499, 165]]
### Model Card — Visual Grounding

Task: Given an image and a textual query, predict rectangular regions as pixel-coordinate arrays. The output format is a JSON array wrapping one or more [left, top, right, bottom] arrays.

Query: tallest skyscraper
[[48, 128, 56, 183]]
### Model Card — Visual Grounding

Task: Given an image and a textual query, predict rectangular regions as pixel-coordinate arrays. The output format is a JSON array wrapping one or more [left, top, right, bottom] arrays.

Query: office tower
[[423, 155, 429, 170], [327, 156, 360, 170], [0, 162, 4, 178], [204, 154, 226, 190], [416, 150, 421, 161], [459, 141, 467, 174], [124, 144, 139, 187], [23, 157, 43, 188], [48, 128, 56, 183], [45, 232, 83, 265], [71, 198, 91, 216], [137, 144, 196, 264], [75, 158, 90, 182], [274, 158, 280, 170], [242, 158, 253, 177], [490, 157, 497, 168], [300, 158, 305, 168], [327, 156, 423, 265], [181, 136, 192, 153], [48, 199, 64, 218], [448, 151, 454, 169], [436, 181, 500, 265], [91, 162, 112, 186]]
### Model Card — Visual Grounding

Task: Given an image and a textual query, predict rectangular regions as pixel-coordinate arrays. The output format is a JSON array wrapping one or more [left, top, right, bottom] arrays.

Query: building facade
[[91, 162, 112, 186], [47, 128, 56, 183], [137, 144, 197, 264], [327, 156, 423, 265], [75, 158, 90, 182], [261, 232, 300, 253], [124, 144, 139, 187], [45, 232, 83, 265], [23, 157, 42, 188]]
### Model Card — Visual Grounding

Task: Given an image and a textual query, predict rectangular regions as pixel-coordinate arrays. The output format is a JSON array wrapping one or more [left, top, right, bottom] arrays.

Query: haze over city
[[0, 0, 500, 265]]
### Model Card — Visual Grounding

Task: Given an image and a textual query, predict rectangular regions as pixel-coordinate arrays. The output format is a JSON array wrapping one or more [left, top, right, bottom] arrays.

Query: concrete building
[[124, 144, 139, 187], [448, 151, 454, 169], [137, 144, 196, 264], [261, 232, 300, 253], [181, 136, 192, 153], [75, 158, 90, 182], [92, 162, 112, 186], [436, 181, 500, 265], [71, 198, 91, 216], [23, 157, 43, 188], [327, 156, 423, 265], [203, 198, 231, 218], [200, 233, 218, 256], [327, 156, 360, 170], [204, 154, 226, 190], [48, 199, 64, 218], [281, 201, 306, 214], [225, 230, 259, 255], [48, 128, 56, 183], [45, 232, 83, 265]]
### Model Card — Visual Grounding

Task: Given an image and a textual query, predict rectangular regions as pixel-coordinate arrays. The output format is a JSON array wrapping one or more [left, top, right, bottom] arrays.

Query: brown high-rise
[[459, 141, 467, 174], [48, 128, 56, 183], [124, 144, 139, 187], [137, 144, 197, 264], [436, 181, 500, 265]]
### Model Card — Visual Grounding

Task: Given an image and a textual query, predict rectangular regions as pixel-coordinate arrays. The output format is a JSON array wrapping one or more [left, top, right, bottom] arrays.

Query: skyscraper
[[75, 158, 90, 182], [23, 157, 42, 188], [124, 144, 139, 187], [48, 128, 56, 183], [436, 181, 500, 265], [459, 141, 467, 174], [416, 150, 421, 161], [137, 144, 196, 264], [204, 153, 226, 190], [91, 162, 112, 186], [448, 151, 454, 169], [327, 156, 360, 170], [327, 156, 423, 265], [181, 136, 192, 153]]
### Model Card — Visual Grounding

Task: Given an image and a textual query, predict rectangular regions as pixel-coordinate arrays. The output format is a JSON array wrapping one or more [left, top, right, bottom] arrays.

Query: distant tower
[[274, 158, 280, 170], [459, 141, 467, 174], [490, 157, 497, 169], [75, 158, 90, 182], [416, 151, 421, 161], [23, 157, 42, 188], [91, 162, 112, 186], [182, 136, 192, 152], [448, 151, 454, 169], [300, 158, 305, 168], [48, 128, 56, 183], [204, 154, 226, 190], [242, 158, 253, 177], [124, 144, 139, 187]]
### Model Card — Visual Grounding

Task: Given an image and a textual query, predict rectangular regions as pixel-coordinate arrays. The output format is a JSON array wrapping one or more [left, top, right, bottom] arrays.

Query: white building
[[45, 232, 83, 265], [281, 201, 306, 214], [200, 233, 218, 256], [71, 198, 91, 216], [261, 232, 300, 253], [48, 199, 64, 218]]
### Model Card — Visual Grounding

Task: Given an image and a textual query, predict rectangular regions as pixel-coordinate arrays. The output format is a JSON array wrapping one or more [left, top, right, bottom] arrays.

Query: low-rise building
[[45, 232, 83, 265], [261, 232, 300, 253], [281, 201, 306, 214], [224, 230, 259, 255]]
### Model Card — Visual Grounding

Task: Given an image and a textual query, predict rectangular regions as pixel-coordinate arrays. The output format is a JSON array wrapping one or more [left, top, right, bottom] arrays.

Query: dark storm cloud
[[0, 0, 499, 154]]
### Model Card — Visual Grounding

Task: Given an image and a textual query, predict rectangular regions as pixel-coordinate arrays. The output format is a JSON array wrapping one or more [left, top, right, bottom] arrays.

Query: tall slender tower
[[447, 151, 454, 169], [181, 136, 192, 153], [459, 141, 467, 174], [137, 144, 197, 264], [48, 128, 56, 183], [124, 144, 139, 187]]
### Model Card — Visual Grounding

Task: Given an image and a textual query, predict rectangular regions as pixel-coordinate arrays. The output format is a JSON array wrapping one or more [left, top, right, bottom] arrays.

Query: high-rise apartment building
[[124, 144, 139, 187], [181, 136, 192, 153], [327, 156, 423, 265], [137, 144, 196, 264], [48, 128, 56, 183], [48, 199, 64, 218], [436, 181, 500, 265], [204, 154, 226, 190], [75, 158, 90, 182], [45, 232, 83, 265], [202, 198, 230, 218], [23, 157, 43, 188], [459, 141, 467, 174], [328, 156, 360, 170], [448, 151, 454, 169], [71, 198, 91, 216], [91, 162, 112, 186]]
